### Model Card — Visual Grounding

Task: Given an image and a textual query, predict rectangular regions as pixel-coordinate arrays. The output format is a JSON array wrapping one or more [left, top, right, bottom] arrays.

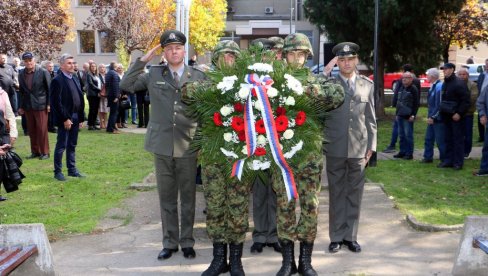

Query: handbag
[[439, 100, 457, 114], [119, 99, 131, 110]]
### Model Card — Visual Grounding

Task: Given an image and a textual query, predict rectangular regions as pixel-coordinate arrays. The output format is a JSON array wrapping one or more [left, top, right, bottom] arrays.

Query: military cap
[[250, 38, 276, 51], [332, 42, 359, 57], [160, 30, 186, 47], [268, 36, 284, 49], [440, 62, 455, 70], [22, 52, 34, 60]]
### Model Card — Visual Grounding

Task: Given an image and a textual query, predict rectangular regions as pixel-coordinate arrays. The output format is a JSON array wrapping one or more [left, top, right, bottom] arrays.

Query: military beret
[[440, 62, 455, 70], [22, 52, 34, 60], [160, 30, 186, 47], [332, 42, 359, 57], [250, 38, 276, 51]]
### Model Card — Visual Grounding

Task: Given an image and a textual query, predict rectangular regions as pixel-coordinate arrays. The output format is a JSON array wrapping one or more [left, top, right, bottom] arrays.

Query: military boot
[[229, 243, 245, 276], [297, 241, 317, 276], [202, 243, 228, 276], [276, 239, 297, 276]]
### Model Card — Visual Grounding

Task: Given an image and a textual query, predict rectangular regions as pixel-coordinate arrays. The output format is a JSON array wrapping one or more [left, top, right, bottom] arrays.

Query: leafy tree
[[0, 0, 71, 59], [189, 0, 227, 55], [434, 0, 488, 63], [303, 0, 464, 115]]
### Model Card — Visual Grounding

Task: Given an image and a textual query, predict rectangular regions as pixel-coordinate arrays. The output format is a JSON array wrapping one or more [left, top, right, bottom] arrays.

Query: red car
[[369, 73, 430, 90]]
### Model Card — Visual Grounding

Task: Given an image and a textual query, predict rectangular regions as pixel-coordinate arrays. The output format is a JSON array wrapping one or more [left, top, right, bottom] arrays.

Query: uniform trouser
[[326, 156, 366, 242], [25, 110, 49, 155], [272, 153, 323, 242], [154, 154, 197, 249], [252, 175, 278, 244], [202, 164, 252, 244]]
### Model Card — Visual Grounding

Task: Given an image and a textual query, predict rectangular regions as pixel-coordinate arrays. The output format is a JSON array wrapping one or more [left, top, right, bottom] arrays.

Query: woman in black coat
[[86, 62, 104, 130]]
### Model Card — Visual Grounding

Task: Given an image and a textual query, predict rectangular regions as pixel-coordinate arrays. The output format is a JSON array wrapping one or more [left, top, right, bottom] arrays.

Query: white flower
[[284, 74, 304, 95], [283, 140, 304, 159], [238, 86, 250, 99], [248, 63, 273, 73], [285, 96, 295, 106], [217, 75, 238, 93], [257, 135, 267, 146], [283, 129, 294, 140], [220, 148, 238, 159], [223, 133, 233, 142], [220, 105, 233, 116], [241, 145, 248, 155], [254, 100, 263, 111], [250, 160, 271, 170], [267, 87, 279, 98]]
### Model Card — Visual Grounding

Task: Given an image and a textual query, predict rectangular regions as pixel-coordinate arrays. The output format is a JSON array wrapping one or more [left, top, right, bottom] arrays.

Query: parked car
[[460, 63, 485, 82], [310, 63, 339, 77], [368, 72, 430, 90]]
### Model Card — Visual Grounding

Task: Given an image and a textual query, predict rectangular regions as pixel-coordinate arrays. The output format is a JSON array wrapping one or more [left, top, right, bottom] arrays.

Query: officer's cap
[[332, 42, 359, 57], [250, 38, 276, 51], [160, 30, 186, 47], [22, 52, 34, 60], [440, 62, 455, 70]]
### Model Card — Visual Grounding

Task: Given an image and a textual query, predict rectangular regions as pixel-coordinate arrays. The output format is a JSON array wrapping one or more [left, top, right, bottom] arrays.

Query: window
[[78, 30, 95, 54], [78, 0, 94, 6], [99, 30, 116, 53]]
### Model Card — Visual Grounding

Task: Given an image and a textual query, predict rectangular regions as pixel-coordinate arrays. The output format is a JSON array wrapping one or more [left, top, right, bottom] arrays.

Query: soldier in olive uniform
[[201, 40, 249, 276], [273, 33, 344, 276], [120, 30, 206, 260], [324, 42, 377, 254]]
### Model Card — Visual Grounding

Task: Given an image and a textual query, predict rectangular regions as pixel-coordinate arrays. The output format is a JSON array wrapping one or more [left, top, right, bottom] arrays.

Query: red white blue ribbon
[[231, 159, 245, 180], [244, 92, 257, 157], [243, 73, 298, 201]]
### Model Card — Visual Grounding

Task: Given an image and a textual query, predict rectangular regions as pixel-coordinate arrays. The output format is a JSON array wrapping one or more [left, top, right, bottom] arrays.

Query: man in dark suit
[[120, 30, 206, 260], [50, 54, 85, 181], [18, 52, 51, 160], [105, 62, 121, 134]]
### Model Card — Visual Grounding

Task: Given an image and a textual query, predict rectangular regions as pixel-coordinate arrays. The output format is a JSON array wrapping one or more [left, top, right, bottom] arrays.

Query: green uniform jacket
[[120, 59, 206, 157]]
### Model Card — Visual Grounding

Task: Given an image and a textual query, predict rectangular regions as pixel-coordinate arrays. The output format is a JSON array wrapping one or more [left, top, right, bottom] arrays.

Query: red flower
[[276, 106, 286, 116], [275, 115, 289, 132], [237, 131, 246, 141], [213, 112, 223, 126], [231, 116, 245, 132], [255, 147, 266, 156], [251, 88, 257, 97], [255, 119, 266, 134], [295, 111, 306, 126], [234, 102, 244, 113]]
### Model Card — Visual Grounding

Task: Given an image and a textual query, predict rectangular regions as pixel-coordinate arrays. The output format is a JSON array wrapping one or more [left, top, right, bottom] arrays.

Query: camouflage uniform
[[273, 33, 344, 276]]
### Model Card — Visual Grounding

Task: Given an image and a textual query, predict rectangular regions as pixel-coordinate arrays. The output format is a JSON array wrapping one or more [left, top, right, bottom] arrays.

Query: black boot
[[229, 243, 245, 276], [276, 239, 297, 276], [297, 241, 317, 276], [202, 243, 228, 276]]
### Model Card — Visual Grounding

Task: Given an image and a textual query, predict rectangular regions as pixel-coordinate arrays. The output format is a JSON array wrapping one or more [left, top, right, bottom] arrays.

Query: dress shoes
[[420, 159, 433, 163], [266, 242, 282, 253], [393, 153, 405, 158], [157, 248, 178, 260], [54, 172, 66, 181], [182, 247, 196, 259], [343, 240, 361, 253], [26, 153, 41, 159], [328, 241, 343, 253], [250, 242, 264, 254], [39, 154, 50, 160], [68, 171, 86, 178], [402, 155, 413, 160], [437, 162, 453, 168]]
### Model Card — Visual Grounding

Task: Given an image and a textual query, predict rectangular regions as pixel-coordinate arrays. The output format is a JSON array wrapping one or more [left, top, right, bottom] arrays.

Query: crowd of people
[[384, 59, 488, 176]]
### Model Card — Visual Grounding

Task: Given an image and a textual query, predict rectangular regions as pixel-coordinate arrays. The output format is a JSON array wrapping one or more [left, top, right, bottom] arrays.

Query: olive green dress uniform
[[120, 57, 206, 250], [324, 43, 377, 244]]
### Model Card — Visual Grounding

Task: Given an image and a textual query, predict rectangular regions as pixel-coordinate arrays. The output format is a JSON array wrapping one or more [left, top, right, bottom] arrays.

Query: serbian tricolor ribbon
[[231, 159, 245, 180]]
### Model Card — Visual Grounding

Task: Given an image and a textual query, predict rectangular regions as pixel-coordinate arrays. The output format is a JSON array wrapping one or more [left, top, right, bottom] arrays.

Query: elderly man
[[325, 42, 377, 254], [438, 63, 470, 170], [457, 67, 478, 158], [18, 52, 51, 160], [0, 54, 17, 115], [421, 68, 445, 163], [120, 30, 206, 261], [392, 71, 419, 160], [475, 78, 488, 176], [476, 58, 488, 142]]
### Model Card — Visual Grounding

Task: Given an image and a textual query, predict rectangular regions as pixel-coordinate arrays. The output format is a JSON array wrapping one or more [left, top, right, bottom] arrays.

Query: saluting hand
[[141, 45, 162, 63], [323, 57, 338, 77]]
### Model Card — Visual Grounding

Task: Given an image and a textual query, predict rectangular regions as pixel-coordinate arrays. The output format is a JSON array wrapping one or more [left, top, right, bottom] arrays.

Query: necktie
[[347, 79, 354, 94], [173, 71, 180, 86]]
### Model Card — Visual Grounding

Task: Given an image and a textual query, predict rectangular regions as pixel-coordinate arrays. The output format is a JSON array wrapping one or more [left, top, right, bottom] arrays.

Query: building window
[[78, 0, 94, 6], [99, 30, 116, 53], [78, 30, 95, 54]]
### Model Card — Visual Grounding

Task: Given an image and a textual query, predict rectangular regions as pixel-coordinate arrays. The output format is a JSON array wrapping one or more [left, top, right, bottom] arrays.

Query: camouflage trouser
[[272, 153, 323, 242], [202, 164, 252, 244]]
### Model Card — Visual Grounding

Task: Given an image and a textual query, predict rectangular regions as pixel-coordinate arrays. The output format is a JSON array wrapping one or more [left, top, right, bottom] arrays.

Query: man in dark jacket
[[50, 54, 85, 181], [0, 54, 17, 115], [105, 62, 120, 134], [476, 58, 488, 142], [18, 52, 51, 160], [392, 71, 419, 160], [438, 63, 470, 170]]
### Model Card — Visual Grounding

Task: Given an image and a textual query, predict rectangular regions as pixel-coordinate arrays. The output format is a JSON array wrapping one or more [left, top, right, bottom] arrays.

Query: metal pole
[[370, 0, 380, 167], [176, 0, 181, 31], [184, 0, 191, 65], [290, 0, 293, 34]]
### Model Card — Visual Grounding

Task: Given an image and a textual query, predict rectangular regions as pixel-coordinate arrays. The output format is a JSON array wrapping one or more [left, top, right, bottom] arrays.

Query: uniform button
[[174, 101, 178, 104], [173, 123, 176, 126], [174, 112, 177, 115]]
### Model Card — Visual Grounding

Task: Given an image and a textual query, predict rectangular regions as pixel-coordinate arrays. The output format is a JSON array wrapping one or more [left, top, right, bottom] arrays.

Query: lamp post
[[183, 0, 192, 65]]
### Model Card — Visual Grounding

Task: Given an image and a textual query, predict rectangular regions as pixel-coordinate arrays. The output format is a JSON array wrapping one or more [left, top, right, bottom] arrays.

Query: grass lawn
[[367, 107, 488, 225], [0, 128, 153, 240]]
